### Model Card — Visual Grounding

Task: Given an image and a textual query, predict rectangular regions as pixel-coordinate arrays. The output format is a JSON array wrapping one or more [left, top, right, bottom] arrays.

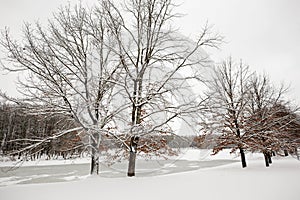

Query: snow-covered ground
[[0, 149, 300, 200]]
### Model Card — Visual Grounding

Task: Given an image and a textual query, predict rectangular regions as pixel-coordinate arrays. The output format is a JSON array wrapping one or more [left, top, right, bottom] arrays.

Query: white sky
[[0, 0, 299, 104]]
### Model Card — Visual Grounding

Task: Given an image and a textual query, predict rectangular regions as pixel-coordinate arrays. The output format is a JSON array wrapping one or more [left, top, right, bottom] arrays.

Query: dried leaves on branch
[[201, 57, 300, 167]]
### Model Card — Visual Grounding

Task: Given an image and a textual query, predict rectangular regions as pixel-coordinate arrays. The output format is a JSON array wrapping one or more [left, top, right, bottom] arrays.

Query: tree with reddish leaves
[[191, 134, 207, 149], [100, 132, 178, 165], [244, 73, 299, 167], [205, 57, 251, 168], [270, 103, 300, 157], [205, 63, 300, 168]]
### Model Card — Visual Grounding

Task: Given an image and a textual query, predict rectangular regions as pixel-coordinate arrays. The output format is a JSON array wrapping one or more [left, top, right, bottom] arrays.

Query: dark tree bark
[[267, 152, 272, 164], [127, 136, 139, 177], [239, 147, 247, 168], [90, 148, 99, 175], [127, 87, 142, 177], [264, 152, 270, 167], [90, 155, 99, 175]]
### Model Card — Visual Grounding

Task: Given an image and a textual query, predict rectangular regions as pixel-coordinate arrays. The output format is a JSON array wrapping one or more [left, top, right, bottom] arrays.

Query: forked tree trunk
[[127, 136, 139, 177], [239, 147, 247, 168]]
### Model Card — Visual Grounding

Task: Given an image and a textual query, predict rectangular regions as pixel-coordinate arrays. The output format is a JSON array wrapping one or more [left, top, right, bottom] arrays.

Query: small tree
[[268, 103, 300, 157], [243, 73, 295, 167], [205, 57, 251, 168]]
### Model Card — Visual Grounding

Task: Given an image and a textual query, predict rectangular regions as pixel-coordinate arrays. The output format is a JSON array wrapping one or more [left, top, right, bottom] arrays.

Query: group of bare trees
[[0, 0, 221, 176], [1, 0, 297, 175], [202, 57, 300, 168], [0, 103, 83, 160]]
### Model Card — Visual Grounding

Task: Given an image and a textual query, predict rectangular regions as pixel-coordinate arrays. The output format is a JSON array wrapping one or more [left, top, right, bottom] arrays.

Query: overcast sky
[[0, 0, 299, 104]]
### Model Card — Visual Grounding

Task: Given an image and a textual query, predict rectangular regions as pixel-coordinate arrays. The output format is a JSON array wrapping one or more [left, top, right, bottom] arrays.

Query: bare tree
[[205, 57, 251, 168], [99, 0, 222, 176], [0, 4, 126, 175], [244, 74, 281, 166], [244, 74, 299, 166]]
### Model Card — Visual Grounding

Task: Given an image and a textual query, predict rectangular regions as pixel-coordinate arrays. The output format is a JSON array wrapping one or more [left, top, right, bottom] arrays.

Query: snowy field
[[0, 149, 300, 200]]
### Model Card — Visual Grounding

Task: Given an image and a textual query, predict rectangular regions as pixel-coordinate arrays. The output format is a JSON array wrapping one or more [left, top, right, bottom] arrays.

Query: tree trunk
[[239, 147, 247, 168], [267, 153, 272, 164], [272, 151, 276, 156], [284, 149, 289, 157], [127, 136, 139, 177], [295, 148, 299, 160], [127, 151, 137, 177], [90, 149, 99, 175], [264, 152, 269, 167], [0, 131, 7, 154], [128, 86, 142, 177]]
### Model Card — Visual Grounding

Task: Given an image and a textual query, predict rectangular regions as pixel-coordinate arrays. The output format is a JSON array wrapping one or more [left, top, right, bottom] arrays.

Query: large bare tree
[[99, 0, 222, 176], [0, 4, 127, 175]]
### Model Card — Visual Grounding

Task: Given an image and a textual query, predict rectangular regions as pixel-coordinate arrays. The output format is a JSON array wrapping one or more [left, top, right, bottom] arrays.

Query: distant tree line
[[0, 102, 197, 162], [0, 103, 84, 160]]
